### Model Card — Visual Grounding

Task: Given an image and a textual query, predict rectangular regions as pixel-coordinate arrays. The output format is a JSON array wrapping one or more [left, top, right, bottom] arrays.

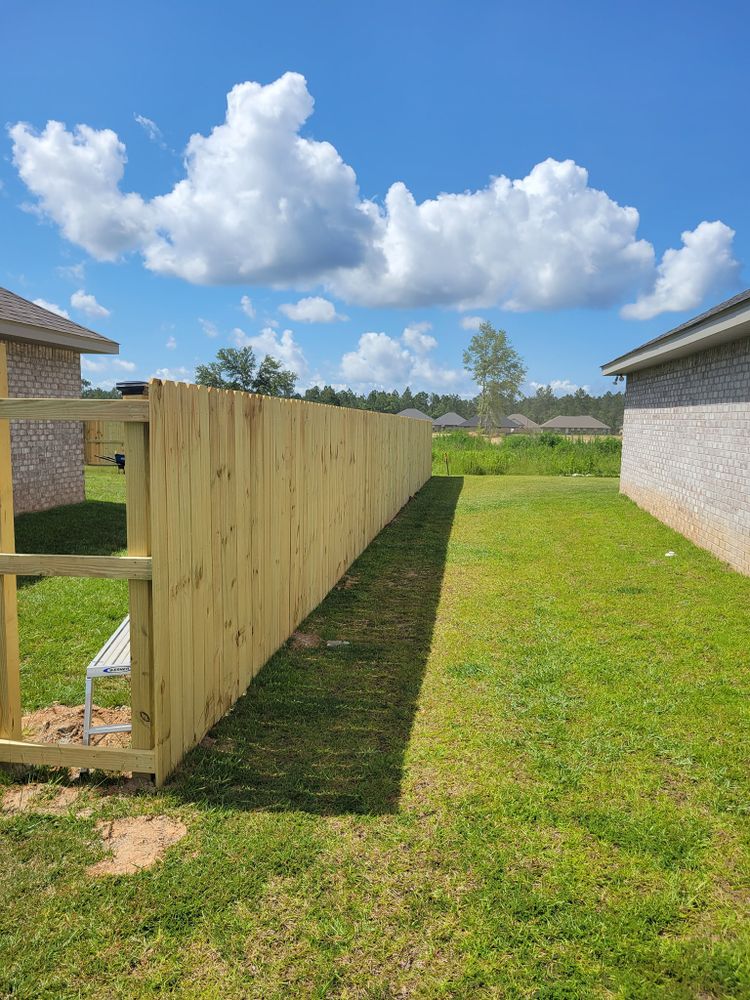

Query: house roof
[[507, 413, 540, 428], [0, 287, 119, 355], [463, 414, 519, 429], [433, 411, 467, 426], [601, 287, 750, 376], [541, 415, 610, 430], [397, 407, 432, 420]]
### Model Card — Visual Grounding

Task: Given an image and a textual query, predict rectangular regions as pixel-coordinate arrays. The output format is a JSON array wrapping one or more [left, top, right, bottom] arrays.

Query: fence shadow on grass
[[173, 476, 463, 816], [13, 499, 127, 589]]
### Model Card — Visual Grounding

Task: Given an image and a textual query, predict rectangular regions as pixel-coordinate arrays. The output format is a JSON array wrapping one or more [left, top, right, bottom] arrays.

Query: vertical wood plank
[[124, 420, 153, 752], [148, 381, 171, 785], [0, 342, 20, 740]]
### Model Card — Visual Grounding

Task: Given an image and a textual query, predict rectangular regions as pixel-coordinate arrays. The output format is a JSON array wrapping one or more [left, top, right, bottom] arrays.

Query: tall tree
[[462, 323, 526, 430], [81, 378, 120, 399], [195, 347, 297, 397]]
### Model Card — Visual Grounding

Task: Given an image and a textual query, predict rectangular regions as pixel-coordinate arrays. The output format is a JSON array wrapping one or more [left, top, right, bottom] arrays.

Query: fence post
[[0, 343, 21, 740], [124, 419, 154, 757]]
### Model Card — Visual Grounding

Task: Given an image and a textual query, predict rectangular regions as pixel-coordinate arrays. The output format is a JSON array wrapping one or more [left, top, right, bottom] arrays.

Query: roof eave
[[0, 318, 120, 355], [602, 300, 750, 376]]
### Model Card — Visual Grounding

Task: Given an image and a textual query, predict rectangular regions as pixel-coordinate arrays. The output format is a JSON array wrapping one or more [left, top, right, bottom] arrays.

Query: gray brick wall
[[621, 336, 750, 575], [4, 339, 85, 515]]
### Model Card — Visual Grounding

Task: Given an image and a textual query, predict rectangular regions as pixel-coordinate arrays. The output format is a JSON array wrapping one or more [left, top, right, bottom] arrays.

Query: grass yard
[[14, 467, 129, 709], [3, 474, 750, 997], [433, 429, 622, 476]]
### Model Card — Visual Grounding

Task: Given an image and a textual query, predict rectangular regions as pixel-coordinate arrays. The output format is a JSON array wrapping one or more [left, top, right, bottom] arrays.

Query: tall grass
[[432, 430, 621, 476]]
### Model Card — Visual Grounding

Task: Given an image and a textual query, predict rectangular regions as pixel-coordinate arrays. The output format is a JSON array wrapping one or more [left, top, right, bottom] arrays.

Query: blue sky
[[1, 0, 747, 397]]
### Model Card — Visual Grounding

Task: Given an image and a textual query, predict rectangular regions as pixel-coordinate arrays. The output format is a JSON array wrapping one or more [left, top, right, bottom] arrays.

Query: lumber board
[[0, 554, 152, 580], [124, 421, 154, 753], [0, 342, 20, 739], [0, 398, 149, 422], [0, 738, 155, 772]]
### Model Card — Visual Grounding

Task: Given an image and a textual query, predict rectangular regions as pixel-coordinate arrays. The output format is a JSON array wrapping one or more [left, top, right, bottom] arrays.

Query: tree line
[[83, 322, 625, 430]]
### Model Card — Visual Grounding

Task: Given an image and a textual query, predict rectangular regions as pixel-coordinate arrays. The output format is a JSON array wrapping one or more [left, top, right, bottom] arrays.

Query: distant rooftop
[[397, 407, 432, 421], [541, 415, 610, 430], [433, 411, 467, 426], [463, 414, 519, 429], [0, 286, 119, 355], [507, 413, 540, 428], [602, 287, 750, 376]]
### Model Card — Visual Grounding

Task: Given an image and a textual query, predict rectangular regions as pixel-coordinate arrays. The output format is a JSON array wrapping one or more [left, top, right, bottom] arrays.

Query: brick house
[[0, 287, 119, 514], [602, 288, 750, 576], [539, 415, 611, 434]]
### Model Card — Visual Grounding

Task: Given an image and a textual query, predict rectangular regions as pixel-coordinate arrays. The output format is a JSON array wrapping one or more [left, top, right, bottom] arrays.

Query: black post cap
[[116, 381, 149, 397]]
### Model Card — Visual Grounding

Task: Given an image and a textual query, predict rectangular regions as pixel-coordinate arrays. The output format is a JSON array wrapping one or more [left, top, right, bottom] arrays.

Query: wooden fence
[[0, 379, 432, 784], [83, 420, 125, 465]]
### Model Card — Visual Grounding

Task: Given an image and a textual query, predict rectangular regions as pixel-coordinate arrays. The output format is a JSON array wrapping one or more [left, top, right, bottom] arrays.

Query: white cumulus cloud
[[71, 289, 110, 318], [10, 74, 741, 317], [152, 366, 192, 382], [112, 359, 136, 371], [530, 379, 590, 395], [240, 295, 255, 318], [621, 221, 739, 320], [461, 315, 484, 330], [198, 317, 219, 338], [165, 335, 177, 349], [33, 298, 69, 318], [279, 295, 346, 323], [340, 326, 461, 390], [232, 326, 308, 378]]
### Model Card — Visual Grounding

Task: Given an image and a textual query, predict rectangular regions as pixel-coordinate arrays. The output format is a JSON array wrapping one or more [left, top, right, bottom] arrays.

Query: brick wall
[[4, 339, 85, 514], [621, 336, 750, 575]]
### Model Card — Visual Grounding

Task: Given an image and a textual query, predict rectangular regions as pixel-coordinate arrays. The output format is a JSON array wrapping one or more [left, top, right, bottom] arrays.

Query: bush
[[432, 431, 621, 477]]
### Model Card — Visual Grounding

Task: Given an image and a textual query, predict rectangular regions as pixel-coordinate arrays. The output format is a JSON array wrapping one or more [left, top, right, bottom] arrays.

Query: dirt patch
[[88, 815, 188, 876], [2, 782, 81, 815], [22, 704, 131, 748], [290, 631, 322, 649], [336, 574, 359, 590]]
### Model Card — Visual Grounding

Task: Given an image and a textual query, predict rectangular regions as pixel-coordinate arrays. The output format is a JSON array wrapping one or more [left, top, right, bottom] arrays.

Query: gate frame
[[0, 360, 157, 778]]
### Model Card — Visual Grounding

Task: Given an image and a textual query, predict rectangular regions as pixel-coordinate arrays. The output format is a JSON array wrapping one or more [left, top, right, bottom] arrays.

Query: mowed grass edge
[[1, 475, 749, 997]]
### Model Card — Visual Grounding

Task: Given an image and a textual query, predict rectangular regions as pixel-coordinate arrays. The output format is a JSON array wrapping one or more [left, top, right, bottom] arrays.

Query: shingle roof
[[463, 414, 519, 429], [397, 407, 432, 420], [0, 287, 119, 355], [433, 411, 467, 426], [602, 287, 750, 374], [541, 415, 610, 430], [507, 413, 540, 428]]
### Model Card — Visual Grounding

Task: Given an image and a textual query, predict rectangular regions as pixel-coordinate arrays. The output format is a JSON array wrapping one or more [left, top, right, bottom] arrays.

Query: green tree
[[254, 355, 297, 397], [463, 323, 526, 430], [195, 347, 297, 397], [81, 378, 120, 399]]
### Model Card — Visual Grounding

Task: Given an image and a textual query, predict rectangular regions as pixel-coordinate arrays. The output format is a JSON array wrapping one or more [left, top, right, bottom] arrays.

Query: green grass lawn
[[433, 429, 622, 476], [15, 467, 129, 709], [3, 475, 750, 998]]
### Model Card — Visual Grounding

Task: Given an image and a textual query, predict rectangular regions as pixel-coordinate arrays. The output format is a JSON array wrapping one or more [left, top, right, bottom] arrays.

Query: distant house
[[0, 287, 119, 514], [433, 411, 467, 431], [463, 414, 520, 433], [602, 287, 750, 576], [397, 407, 432, 421], [540, 415, 611, 435], [508, 413, 541, 431]]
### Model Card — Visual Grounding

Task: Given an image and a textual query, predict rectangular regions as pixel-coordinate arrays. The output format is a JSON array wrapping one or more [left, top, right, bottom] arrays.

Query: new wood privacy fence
[[83, 420, 126, 465], [0, 378, 432, 784]]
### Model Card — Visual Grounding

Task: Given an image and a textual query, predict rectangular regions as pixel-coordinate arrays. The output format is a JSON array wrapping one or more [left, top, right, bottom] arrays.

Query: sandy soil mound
[[22, 704, 131, 748], [290, 630, 321, 649], [88, 816, 188, 876]]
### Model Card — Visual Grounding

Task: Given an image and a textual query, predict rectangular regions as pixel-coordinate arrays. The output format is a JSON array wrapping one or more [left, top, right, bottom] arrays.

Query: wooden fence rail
[[0, 379, 432, 784]]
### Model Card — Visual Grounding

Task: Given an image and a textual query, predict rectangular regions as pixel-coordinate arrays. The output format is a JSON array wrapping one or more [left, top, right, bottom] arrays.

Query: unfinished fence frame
[[0, 374, 431, 784]]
